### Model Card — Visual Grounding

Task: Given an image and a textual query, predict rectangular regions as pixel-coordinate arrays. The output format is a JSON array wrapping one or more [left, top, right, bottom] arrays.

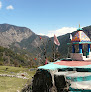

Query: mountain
[[0, 24, 34, 47], [0, 24, 49, 65], [0, 23, 91, 63], [0, 23, 48, 52]]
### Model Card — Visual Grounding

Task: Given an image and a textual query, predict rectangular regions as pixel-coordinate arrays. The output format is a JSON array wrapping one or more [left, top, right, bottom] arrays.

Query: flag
[[34, 58, 37, 60], [54, 34, 60, 46], [39, 37, 42, 40], [45, 59, 48, 65], [70, 34, 72, 40]]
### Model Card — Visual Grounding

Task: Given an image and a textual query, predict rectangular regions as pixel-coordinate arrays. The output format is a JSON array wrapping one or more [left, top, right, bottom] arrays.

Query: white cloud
[[6, 5, 14, 10], [48, 27, 77, 37], [0, 1, 2, 9], [39, 27, 77, 37], [47, 27, 77, 37], [38, 33, 46, 36]]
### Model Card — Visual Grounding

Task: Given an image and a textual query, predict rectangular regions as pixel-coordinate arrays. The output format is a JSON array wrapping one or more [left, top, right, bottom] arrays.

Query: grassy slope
[[0, 66, 36, 92]]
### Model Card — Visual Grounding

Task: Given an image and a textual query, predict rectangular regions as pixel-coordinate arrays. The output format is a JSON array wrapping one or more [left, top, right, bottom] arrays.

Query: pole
[[53, 43, 55, 61], [79, 44, 82, 53], [67, 45, 69, 58]]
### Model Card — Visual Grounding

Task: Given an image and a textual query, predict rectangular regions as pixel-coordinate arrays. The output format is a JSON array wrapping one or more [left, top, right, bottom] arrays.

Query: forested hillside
[[0, 46, 38, 67]]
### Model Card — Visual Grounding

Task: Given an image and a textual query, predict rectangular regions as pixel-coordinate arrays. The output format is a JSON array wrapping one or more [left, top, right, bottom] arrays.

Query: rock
[[32, 69, 58, 92]]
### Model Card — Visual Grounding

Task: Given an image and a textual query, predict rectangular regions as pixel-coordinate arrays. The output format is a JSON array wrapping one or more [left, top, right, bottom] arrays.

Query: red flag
[[39, 37, 42, 40], [54, 35, 60, 46], [34, 58, 37, 60], [45, 59, 48, 65]]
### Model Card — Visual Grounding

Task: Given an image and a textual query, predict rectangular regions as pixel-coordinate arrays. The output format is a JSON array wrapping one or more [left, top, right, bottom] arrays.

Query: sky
[[0, 0, 91, 37]]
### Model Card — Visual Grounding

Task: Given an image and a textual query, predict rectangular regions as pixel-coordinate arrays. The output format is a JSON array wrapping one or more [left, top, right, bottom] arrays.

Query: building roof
[[77, 28, 83, 31], [77, 24, 83, 31], [72, 31, 90, 42], [54, 60, 91, 66], [67, 42, 91, 45], [38, 60, 91, 70]]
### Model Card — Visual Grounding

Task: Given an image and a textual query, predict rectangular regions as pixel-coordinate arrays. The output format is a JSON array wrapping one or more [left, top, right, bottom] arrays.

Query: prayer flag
[[54, 35, 60, 46], [45, 59, 48, 65], [70, 34, 72, 40]]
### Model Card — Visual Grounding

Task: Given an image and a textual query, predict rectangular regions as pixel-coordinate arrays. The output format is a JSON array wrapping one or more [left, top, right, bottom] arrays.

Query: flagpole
[[53, 34, 60, 61], [53, 43, 55, 61], [67, 45, 69, 58]]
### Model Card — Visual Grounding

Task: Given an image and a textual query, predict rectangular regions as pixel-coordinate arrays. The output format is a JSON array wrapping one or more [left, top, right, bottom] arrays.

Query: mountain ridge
[[0, 23, 91, 60]]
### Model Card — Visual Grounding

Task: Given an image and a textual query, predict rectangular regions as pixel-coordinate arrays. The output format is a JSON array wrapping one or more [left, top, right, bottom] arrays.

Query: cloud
[[47, 27, 77, 37], [38, 33, 46, 36], [6, 5, 14, 10], [39, 27, 77, 37], [0, 1, 2, 9]]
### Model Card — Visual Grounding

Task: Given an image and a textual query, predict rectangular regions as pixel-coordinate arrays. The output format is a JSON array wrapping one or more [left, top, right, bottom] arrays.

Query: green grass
[[0, 77, 27, 92], [0, 66, 36, 92]]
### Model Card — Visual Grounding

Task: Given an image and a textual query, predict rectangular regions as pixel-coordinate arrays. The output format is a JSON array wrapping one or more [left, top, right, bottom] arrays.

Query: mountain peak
[[0, 23, 35, 47]]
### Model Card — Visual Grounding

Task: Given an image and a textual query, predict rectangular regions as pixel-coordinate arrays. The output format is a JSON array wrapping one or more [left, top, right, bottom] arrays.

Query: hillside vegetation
[[0, 46, 37, 67]]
